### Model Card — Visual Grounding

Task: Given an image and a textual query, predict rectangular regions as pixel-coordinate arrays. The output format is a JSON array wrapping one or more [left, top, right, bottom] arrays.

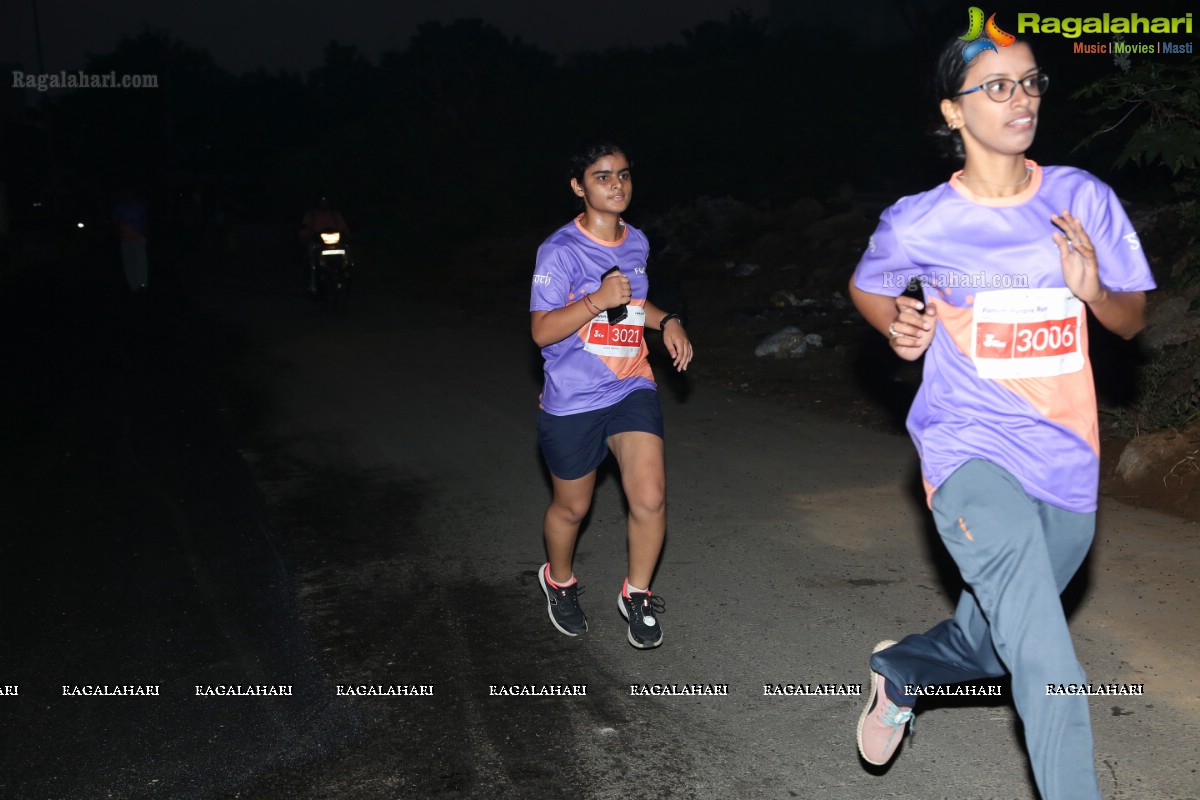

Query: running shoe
[[538, 563, 587, 636], [856, 640, 915, 766], [618, 583, 665, 649]]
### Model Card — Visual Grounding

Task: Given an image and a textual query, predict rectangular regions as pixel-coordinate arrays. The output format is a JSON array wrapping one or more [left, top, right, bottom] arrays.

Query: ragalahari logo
[[960, 7, 1016, 62]]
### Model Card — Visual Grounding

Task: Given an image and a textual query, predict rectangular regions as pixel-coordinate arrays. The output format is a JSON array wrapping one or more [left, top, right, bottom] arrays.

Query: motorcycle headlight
[[320, 232, 341, 245]]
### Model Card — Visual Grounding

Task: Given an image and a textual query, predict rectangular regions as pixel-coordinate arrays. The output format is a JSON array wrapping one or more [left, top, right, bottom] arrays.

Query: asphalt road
[[3, 239, 1197, 799]]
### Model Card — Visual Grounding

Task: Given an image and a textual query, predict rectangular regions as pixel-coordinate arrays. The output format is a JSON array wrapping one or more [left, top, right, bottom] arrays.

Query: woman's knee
[[626, 481, 665, 520], [549, 496, 591, 525], [1006, 639, 1085, 683]]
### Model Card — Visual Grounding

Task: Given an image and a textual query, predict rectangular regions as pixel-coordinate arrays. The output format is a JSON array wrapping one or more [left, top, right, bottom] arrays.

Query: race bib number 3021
[[970, 288, 1084, 380], [584, 305, 646, 358]]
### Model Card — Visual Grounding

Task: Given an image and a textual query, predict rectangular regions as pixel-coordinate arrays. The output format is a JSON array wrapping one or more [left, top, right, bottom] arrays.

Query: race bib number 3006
[[971, 288, 1084, 380]]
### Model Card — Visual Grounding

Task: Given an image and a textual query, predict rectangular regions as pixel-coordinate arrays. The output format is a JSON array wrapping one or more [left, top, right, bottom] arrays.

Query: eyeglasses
[[954, 72, 1050, 102]]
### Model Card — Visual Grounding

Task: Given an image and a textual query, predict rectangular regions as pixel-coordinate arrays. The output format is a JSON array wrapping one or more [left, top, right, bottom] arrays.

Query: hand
[[1052, 211, 1105, 304], [888, 296, 936, 361], [593, 270, 631, 310], [662, 320, 693, 372]]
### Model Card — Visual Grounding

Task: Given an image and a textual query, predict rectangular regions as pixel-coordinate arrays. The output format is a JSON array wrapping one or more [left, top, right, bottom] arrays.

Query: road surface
[[205, 252, 1200, 800]]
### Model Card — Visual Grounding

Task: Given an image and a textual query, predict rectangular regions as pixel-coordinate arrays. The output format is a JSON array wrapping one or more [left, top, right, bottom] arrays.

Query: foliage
[[1105, 342, 1200, 436], [1075, 53, 1200, 435], [1072, 53, 1200, 196], [0, 12, 953, 239]]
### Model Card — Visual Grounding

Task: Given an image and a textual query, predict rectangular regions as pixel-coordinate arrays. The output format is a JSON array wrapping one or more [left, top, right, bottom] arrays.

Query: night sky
[[5, 0, 773, 74]]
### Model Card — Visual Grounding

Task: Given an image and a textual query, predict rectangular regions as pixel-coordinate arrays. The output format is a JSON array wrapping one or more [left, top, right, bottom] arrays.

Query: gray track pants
[[871, 459, 1101, 800]]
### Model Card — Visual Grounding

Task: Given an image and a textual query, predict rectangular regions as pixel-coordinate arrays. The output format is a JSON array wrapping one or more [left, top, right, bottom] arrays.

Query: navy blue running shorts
[[537, 389, 664, 480]]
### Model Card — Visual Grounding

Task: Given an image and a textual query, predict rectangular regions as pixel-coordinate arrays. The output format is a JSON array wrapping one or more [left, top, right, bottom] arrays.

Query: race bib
[[583, 305, 646, 357], [970, 288, 1084, 379]]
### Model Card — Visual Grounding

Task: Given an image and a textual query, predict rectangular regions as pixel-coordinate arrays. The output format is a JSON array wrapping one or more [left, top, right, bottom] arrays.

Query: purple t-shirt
[[853, 163, 1155, 512], [530, 217, 656, 415]]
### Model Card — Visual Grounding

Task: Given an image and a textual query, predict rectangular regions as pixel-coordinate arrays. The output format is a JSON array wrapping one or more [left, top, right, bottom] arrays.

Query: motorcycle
[[313, 229, 352, 306]]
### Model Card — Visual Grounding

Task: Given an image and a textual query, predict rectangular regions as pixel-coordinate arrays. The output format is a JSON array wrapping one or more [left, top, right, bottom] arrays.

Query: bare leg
[[608, 431, 666, 589], [544, 471, 596, 584]]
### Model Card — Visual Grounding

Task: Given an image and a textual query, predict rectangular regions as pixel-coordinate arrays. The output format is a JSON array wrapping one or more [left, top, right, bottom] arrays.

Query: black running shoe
[[538, 563, 587, 636], [618, 586, 665, 649]]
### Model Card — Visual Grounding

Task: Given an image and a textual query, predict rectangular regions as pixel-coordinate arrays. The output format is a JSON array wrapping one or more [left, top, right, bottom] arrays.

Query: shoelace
[[552, 583, 584, 609], [881, 703, 915, 732], [629, 594, 666, 623]]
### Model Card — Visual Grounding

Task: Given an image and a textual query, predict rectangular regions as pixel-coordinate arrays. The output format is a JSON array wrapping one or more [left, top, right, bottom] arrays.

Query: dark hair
[[568, 139, 629, 183], [930, 36, 1034, 163], [931, 37, 973, 162]]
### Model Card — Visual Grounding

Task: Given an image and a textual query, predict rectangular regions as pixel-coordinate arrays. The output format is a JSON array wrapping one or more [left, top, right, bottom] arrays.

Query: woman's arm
[[1052, 210, 1147, 340], [1083, 290, 1147, 340], [644, 300, 693, 372], [531, 269, 631, 347], [849, 280, 937, 362], [531, 300, 597, 348]]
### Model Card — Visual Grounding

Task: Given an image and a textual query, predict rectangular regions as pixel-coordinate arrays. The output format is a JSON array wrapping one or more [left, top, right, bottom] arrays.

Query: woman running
[[849, 36, 1154, 800], [529, 140, 693, 649]]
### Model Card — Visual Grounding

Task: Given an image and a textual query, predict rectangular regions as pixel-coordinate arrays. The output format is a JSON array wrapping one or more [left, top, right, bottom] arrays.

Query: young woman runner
[[849, 37, 1154, 800], [529, 140, 693, 649]]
